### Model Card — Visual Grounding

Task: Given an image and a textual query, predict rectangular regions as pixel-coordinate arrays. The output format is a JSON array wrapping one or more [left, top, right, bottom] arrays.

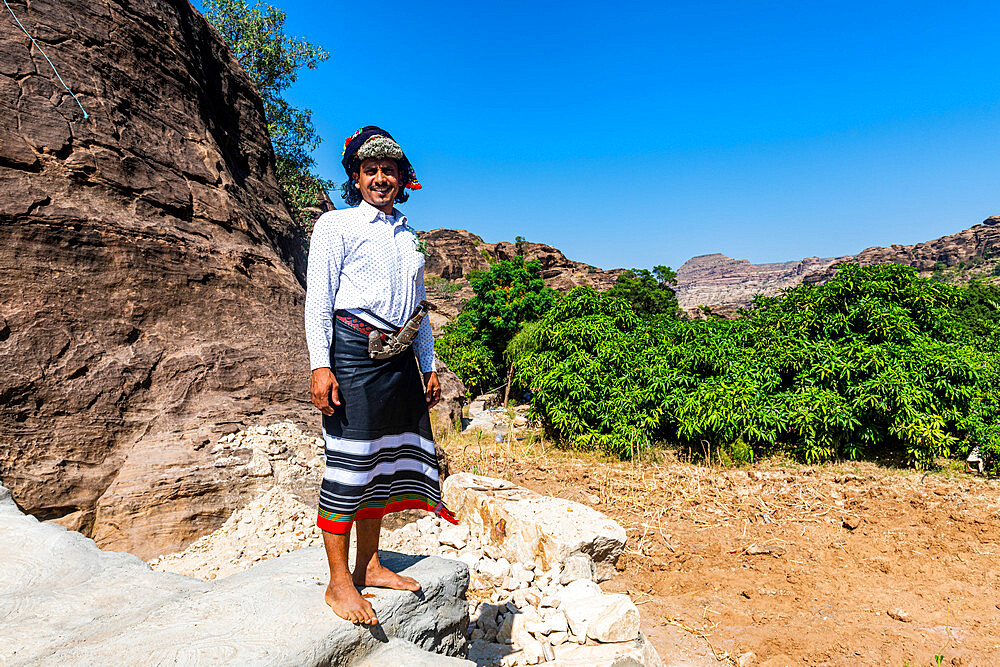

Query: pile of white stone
[[439, 473, 661, 667], [391, 514, 652, 667], [149, 486, 324, 580]]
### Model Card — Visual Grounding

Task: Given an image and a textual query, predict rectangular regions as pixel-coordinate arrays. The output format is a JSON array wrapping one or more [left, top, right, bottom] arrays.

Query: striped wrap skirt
[[317, 317, 456, 534]]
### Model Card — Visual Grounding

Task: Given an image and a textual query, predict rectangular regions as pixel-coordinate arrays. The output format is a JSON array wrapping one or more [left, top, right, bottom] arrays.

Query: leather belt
[[335, 310, 392, 341]]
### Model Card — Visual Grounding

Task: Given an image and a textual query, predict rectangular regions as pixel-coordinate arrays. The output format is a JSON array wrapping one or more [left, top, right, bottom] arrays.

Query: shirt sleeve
[[413, 268, 437, 373], [304, 213, 343, 371]]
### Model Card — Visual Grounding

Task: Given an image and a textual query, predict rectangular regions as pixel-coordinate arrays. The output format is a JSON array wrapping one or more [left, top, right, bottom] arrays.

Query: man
[[304, 126, 455, 625]]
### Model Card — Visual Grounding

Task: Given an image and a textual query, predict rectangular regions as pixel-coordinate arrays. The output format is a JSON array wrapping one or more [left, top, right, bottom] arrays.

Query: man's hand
[[311, 367, 341, 416], [424, 371, 441, 409]]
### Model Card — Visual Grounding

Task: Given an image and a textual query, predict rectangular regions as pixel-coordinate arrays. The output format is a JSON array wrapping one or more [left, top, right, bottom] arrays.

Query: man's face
[[355, 158, 400, 212]]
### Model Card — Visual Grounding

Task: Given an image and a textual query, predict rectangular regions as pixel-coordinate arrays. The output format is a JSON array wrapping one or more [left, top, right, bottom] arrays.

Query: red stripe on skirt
[[316, 498, 459, 534]]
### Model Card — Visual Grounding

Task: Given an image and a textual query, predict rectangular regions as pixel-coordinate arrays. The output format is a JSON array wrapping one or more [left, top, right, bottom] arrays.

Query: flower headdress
[[341, 126, 421, 190]]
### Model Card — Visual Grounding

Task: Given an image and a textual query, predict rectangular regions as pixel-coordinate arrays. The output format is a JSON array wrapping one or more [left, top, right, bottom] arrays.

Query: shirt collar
[[357, 200, 406, 227]]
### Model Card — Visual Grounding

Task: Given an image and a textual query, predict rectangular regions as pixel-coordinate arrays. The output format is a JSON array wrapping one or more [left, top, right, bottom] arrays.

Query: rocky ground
[[474, 448, 1000, 666], [148, 415, 1000, 666], [151, 422, 661, 666]]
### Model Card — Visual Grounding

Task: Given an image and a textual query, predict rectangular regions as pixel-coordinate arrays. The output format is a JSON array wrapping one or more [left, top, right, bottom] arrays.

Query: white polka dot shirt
[[304, 201, 436, 373]]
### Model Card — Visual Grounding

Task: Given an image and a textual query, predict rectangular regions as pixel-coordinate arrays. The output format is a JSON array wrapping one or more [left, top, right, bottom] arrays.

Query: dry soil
[[445, 433, 1000, 666]]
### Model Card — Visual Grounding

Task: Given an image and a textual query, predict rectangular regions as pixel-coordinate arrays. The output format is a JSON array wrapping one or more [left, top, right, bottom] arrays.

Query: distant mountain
[[675, 253, 847, 313], [420, 215, 1000, 320], [676, 215, 1000, 312]]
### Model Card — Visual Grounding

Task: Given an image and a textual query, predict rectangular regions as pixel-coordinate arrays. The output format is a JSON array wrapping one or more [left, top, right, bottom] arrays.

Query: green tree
[[437, 257, 557, 392], [606, 265, 681, 317], [202, 0, 332, 230], [511, 264, 1000, 467]]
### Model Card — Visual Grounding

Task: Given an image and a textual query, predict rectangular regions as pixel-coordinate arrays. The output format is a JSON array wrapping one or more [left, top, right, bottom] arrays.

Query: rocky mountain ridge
[[674, 253, 845, 312], [676, 215, 1000, 311]]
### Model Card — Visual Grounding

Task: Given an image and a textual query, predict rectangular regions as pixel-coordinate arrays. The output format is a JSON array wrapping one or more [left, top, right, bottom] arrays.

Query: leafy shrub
[[438, 257, 556, 392], [511, 264, 1000, 468], [202, 0, 331, 231], [606, 265, 681, 317]]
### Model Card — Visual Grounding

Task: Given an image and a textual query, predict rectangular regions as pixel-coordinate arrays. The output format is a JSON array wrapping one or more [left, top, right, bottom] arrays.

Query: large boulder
[[443, 473, 627, 582], [0, 0, 312, 557], [0, 481, 470, 665]]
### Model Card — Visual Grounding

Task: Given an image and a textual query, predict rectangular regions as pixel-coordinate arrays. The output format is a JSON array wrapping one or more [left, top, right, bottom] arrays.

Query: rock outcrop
[[0, 0, 314, 557], [803, 215, 1000, 285], [419, 229, 624, 318], [0, 0, 463, 558], [143, 437, 661, 667], [675, 253, 844, 312], [675, 216, 1000, 312], [0, 481, 470, 665], [443, 473, 627, 583]]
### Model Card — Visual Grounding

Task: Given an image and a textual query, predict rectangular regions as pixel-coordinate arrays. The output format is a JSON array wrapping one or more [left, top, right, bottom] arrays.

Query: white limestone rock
[[562, 592, 641, 644], [550, 632, 664, 666], [439, 523, 470, 549], [587, 594, 641, 643], [443, 473, 626, 581], [559, 554, 596, 584], [0, 482, 471, 665], [559, 578, 603, 605], [545, 608, 569, 634], [476, 556, 511, 586], [521, 636, 545, 665]]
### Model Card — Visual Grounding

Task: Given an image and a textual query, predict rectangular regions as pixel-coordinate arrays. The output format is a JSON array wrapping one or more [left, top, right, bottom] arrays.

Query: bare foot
[[354, 561, 421, 592], [324, 580, 378, 625]]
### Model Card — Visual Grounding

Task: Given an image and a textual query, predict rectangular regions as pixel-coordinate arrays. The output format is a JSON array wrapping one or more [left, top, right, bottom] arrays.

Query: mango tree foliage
[[606, 265, 681, 317], [437, 257, 556, 393], [511, 264, 1000, 469]]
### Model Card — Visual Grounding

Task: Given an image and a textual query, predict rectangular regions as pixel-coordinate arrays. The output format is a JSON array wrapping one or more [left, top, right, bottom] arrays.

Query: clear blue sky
[[215, 0, 999, 271]]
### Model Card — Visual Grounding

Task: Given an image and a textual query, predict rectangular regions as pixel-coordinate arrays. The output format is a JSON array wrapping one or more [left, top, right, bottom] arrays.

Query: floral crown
[[342, 127, 422, 190]]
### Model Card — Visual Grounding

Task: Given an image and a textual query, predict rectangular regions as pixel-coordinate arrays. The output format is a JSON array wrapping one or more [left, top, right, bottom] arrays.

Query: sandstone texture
[[443, 473, 627, 582], [676, 216, 1000, 312], [0, 0, 461, 559], [0, 481, 470, 666], [0, 0, 317, 557], [803, 215, 1000, 285]]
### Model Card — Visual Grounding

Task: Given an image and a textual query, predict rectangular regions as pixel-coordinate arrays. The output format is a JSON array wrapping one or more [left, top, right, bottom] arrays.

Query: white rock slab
[[587, 595, 641, 643], [559, 554, 596, 584], [0, 483, 469, 666], [354, 638, 475, 666], [443, 474, 626, 581]]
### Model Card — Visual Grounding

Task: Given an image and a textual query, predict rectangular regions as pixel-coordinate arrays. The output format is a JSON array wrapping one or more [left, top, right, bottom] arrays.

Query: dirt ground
[[443, 432, 1000, 666]]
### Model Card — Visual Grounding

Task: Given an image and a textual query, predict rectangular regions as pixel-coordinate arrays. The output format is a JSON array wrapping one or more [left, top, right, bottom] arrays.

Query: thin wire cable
[[3, 0, 89, 118]]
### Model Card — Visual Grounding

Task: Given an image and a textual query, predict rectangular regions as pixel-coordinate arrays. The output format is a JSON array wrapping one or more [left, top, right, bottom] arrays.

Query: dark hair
[[340, 157, 413, 207]]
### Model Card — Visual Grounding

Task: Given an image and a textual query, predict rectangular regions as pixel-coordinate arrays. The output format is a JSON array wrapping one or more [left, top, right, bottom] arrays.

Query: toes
[[363, 601, 377, 625]]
